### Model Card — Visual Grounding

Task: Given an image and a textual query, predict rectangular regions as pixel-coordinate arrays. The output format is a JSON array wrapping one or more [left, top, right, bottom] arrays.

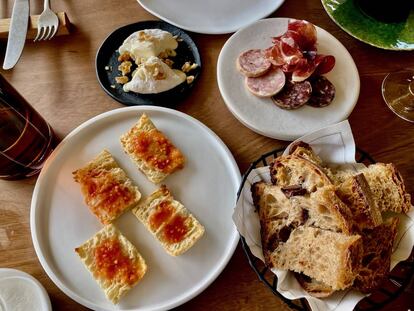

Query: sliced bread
[[353, 217, 399, 292], [336, 173, 382, 232], [270, 226, 362, 290], [120, 113, 185, 184], [73, 150, 141, 224], [252, 181, 354, 264], [132, 185, 204, 256]]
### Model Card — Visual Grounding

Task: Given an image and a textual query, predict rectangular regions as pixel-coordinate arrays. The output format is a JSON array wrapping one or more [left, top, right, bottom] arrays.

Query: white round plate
[[137, 0, 285, 34], [0, 268, 52, 311], [217, 18, 360, 141], [30, 106, 241, 311]]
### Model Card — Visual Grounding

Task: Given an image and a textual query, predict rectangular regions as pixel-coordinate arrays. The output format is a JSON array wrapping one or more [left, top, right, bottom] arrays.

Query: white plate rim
[[30, 106, 241, 311], [0, 268, 52, 311], [136, 0, 285, 35], [217, 17, 360, 141]]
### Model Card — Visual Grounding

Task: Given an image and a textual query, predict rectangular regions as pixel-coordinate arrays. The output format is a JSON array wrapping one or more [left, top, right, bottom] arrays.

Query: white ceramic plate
[[0, 268, 52, 311], [30, 106, 241, 311], [217, 18, 360, 141], [137, 0, 285, 34]]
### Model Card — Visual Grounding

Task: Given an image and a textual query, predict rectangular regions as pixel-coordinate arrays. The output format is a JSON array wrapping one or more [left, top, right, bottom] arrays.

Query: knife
[[3, 0, 29, 70]]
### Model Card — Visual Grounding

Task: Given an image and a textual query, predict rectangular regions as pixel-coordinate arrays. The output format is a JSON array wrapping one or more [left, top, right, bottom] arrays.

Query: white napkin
[[233, 120, 414, 311]]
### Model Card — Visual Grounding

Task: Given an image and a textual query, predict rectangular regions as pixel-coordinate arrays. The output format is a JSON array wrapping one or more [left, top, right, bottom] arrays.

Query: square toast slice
[[75, 224, 147, 304], [120, 113, 185, 184], [132, 185, 204, 256], [73, 149, 141, 224]]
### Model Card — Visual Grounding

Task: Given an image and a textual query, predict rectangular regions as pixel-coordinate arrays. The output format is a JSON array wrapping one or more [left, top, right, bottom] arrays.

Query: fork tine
[[34, 27, 43, 42], [41, 26, 51, 40], [48, 25, 58, 40]]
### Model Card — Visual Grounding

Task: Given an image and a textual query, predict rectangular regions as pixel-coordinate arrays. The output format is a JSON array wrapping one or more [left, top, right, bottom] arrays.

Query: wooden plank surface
[[0, 0, 413, 310]]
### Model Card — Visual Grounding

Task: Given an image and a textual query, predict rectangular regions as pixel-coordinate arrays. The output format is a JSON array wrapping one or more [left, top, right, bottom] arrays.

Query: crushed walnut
[[137, 30, 157, 42], [181, 62, 198, 73], [118, 61, 132, 76], [173, 35, 183, 42], [115, 76, 129, 84], [118, 52, 131, 62], [186, 75, 194, 84]]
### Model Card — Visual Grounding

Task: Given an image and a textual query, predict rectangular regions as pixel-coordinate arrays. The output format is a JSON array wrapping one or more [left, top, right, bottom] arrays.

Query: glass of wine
[[382, 70, 414, 123]]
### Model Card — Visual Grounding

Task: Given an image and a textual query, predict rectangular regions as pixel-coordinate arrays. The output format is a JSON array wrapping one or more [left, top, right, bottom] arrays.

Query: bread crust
[[132, 185, 204, 256], [75, 224, 147, 304], [120, 113, 185, 184], [353, 217, 399, 292], [336, 173, 382, 232], [73, 150, 141, 224]]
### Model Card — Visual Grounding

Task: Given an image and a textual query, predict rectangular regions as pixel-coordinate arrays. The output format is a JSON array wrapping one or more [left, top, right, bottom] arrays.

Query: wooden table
[[1, 0, 414, 310]]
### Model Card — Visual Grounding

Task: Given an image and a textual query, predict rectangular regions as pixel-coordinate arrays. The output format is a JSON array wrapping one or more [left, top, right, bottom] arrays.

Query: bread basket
[[237, 147, 414, 311]]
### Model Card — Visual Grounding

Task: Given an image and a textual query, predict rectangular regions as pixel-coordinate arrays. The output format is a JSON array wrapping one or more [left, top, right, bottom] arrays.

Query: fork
[[34, 0, 59, 41]]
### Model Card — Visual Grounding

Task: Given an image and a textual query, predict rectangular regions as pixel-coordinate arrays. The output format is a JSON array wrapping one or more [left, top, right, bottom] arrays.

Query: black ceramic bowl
[[96, 20, 201, 106]]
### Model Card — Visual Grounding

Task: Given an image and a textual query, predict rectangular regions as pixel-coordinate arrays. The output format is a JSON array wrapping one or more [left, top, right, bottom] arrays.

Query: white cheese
[[119, 29, 178, 60], [123, 56, 186, 94]]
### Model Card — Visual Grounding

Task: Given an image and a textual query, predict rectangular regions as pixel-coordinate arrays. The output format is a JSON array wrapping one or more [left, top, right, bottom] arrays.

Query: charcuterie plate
[[217, 18, 360, 141]]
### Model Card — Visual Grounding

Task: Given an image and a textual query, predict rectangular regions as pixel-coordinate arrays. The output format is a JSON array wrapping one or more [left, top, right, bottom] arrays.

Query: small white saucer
[[0, 268, 52, 311]]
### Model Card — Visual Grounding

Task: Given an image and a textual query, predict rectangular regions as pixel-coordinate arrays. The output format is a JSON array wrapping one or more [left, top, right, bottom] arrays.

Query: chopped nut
[[115, 76, 129, 84], [110, 84, 116, 89], [182, 62, 198, 73], [118, 52, 131, 62], [173, 35, 183, 42], [186, 75, 195, 84], [118, 61, 132, 75], [105, 65, 110, 71], [163, 59, 174, 67]]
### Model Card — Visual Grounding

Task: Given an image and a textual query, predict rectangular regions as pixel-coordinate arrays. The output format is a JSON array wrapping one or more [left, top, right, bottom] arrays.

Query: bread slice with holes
[[336, 173, 382, 232], [75, 224, 147, 304], [269, 226, 363, 291], [353, 217, 399, 292], [120, 113, 185, 184], [73, 149, 141, 224], [252, 181, 354, 264], [132, 185, 204, 256]]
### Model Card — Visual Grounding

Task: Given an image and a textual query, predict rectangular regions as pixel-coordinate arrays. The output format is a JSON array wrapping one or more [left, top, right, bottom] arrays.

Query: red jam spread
[[149, 201, 175, 231], [94, 238, 140, 285], [133, 130, 184, 173], [82, 170, 134, 219], [162, 214, 188, 244]]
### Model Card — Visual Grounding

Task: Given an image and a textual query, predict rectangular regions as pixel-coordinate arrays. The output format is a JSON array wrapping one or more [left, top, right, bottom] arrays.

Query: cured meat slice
[[237, 49, 271, 77], [307, 76, 335, 107], [265, 41, 302, 68], [245, 67, 286, 97], [291, 55, 336, 82], [286, 20, 317, 51], [313, 55, 336, 76], [272, 80, 312, 110]]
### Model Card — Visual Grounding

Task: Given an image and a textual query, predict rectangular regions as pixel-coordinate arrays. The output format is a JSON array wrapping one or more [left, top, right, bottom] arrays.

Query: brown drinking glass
[[0, 74, 57, 180]]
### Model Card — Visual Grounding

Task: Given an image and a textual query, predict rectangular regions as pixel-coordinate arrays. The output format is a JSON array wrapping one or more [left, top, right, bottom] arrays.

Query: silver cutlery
[[34, 0, 59, 41], [3, 0, 29, 70]]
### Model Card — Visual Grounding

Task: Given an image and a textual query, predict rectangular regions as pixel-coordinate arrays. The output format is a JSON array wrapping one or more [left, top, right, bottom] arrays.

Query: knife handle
[[0, 12, 71, 40]]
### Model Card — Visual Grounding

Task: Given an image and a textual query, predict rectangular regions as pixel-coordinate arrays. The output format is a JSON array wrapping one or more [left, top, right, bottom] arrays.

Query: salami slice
[[237, 49, 271, 77], [307, 76, 335, 107], [245, 67, 286, 97], [271, 80, 312, 110]]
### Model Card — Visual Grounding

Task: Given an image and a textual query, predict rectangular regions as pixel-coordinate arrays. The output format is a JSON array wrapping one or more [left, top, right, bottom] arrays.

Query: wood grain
[[0, 0, 413, 310]]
